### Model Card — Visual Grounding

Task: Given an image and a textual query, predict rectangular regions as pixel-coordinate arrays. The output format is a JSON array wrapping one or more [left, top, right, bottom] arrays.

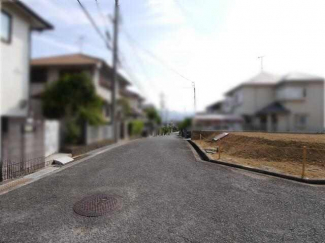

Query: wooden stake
[[218, 145, 221, 160], [302, 146, 307, 179]]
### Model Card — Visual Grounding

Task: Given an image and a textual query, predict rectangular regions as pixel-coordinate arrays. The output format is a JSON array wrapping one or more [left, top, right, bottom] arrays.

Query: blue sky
[[24, 0, 325, 113]]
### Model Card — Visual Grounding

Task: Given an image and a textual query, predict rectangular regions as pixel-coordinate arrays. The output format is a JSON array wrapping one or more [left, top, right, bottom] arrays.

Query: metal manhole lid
[[73, 194, 122, 217]]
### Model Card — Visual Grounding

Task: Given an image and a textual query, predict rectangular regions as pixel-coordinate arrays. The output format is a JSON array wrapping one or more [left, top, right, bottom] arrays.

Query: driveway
[[1, 136, 325, 242]]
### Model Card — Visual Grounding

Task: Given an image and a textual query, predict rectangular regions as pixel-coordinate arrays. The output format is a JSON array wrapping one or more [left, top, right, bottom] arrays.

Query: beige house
[[120, 89, 145, 119], [208, 72, 324, 133], [30, 53, 131, 120], [30, 53, 145, 142]]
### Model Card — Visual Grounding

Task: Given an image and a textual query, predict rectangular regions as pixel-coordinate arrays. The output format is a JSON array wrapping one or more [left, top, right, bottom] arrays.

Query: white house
[[207, 71, 325, 133], [0, 0, 53, 180], [1, 0, 53, 117]]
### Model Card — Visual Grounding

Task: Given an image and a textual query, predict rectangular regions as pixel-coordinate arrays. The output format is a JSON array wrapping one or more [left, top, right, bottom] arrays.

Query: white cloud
[[25, 0, 325, 112], [144, 0, 186, 26], [33, 34, 78, 52], [140, 0, 325, 111], [22, 0, 109, 27]]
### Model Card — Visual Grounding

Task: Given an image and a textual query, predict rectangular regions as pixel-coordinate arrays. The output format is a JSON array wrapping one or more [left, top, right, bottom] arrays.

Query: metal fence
[[1, 157, 45, 181]]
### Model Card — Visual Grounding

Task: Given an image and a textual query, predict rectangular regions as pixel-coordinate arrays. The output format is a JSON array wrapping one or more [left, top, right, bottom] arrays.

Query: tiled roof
[[120, 89, 144, 101], [32, 53, 131, 86], [31, 54, 101, 66], [243, 72, 281, 85], [3, 0, 53, 30], [280, 72, 324, 82], [225, 72, 281, 95], [225, 71, 324, 96]]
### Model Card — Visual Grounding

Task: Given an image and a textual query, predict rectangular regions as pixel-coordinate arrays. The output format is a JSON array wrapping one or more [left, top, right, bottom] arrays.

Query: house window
[[31, 68, 48, 83], [235, 92, 243, 105], [1, 10, 12, 43], [303, 88, 307, 98], [1, 117, 9, 133], [59, 69, 86, 79], [295, 114, 308, 129]]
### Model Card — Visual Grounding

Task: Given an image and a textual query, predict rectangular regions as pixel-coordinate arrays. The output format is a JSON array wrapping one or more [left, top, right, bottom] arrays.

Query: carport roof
[[256, 102, 290, 115]]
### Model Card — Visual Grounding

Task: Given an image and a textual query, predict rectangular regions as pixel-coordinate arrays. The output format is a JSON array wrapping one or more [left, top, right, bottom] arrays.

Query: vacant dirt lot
[[193, 131, 325, 179]]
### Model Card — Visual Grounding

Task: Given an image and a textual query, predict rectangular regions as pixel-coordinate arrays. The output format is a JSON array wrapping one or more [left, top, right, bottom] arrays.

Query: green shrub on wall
[[42, 72, 105, 144], [130, 120, 144, 136]]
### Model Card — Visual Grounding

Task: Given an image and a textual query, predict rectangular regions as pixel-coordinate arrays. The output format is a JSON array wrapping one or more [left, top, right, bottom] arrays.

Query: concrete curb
[[188, 140, 325, 185]]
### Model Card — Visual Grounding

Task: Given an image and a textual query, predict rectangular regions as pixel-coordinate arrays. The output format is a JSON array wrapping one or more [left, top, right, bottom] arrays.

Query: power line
[[76, 0, 111, 50], [122, 31, 161, 93], [121, 28, 195, 84], [40, 31, 110, 54], [121, 27, 197, 112], [121, 26, 198, 112], [94, 0, 112, 41], [118, 50, 152, 101]]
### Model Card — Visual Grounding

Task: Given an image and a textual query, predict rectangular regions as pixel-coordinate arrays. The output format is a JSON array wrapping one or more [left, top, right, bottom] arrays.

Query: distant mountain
[[161, 110, 194, 122]]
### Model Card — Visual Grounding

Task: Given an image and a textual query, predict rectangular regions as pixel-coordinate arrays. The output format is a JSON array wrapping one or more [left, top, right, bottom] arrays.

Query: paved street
[[1, 136, 325, 243]]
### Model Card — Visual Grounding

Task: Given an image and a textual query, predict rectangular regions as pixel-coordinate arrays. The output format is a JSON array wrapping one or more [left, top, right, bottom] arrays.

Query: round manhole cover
[[73, 194, 122, 217]]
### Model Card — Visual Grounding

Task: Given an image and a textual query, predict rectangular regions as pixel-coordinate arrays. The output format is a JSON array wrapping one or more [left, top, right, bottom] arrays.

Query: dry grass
[[194, 131, 325, 179], [232, 132, 325, 144]]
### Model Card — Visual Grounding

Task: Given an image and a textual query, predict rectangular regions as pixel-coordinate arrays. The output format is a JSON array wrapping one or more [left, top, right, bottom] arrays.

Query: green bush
[[42, 73, 106, 144], [130, 120, 144, 136], [65, 119, 82, 144], [178, 118, 192, 130]]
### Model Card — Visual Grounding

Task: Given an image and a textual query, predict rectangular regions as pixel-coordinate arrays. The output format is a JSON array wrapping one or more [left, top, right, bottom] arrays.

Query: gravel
[[1, 135, 325, 243]]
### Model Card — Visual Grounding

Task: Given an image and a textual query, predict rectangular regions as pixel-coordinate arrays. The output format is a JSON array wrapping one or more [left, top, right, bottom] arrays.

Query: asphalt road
[[1, 136, 325, 243]]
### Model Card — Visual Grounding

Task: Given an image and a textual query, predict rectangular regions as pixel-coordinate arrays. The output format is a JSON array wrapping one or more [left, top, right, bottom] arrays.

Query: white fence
[[44, 120, 60, 157], [86, 124, 113, 145]]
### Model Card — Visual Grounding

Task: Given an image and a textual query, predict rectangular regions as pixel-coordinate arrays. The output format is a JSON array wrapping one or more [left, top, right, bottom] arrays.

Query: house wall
[[129, 97, 140, 111], [1, 6, 30, 117], [44, 120, 60, 158], [85, 123, 113, 145], [280, 82, 324, 132], [96, 66, 112, 103], [1, 117, 45, 181], [231, 86, 275, 115], [277, 114, 290, 132]]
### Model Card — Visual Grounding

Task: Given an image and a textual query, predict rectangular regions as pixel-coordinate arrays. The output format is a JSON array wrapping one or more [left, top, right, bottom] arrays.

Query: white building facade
[[0, 1, 52, 181], [208, 72, 324, 133]]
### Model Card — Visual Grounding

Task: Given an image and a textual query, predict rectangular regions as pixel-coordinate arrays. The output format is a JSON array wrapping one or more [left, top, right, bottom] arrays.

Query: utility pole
[[258, 56, 265, 71], [112, 0, 119, 142], [160, 93, 165, 125], [192, 82, 196, 113]]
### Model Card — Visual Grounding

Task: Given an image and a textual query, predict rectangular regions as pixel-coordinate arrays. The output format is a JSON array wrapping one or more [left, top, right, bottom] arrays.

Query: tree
[[42, 72, 105, 144], [144, 107, 161, 125], [178, 118, 192, 130], [129, 120, 144, 136]]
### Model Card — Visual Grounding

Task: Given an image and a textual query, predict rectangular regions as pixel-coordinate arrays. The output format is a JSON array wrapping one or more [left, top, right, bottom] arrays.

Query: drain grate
[[73, 194, 122, 217]]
